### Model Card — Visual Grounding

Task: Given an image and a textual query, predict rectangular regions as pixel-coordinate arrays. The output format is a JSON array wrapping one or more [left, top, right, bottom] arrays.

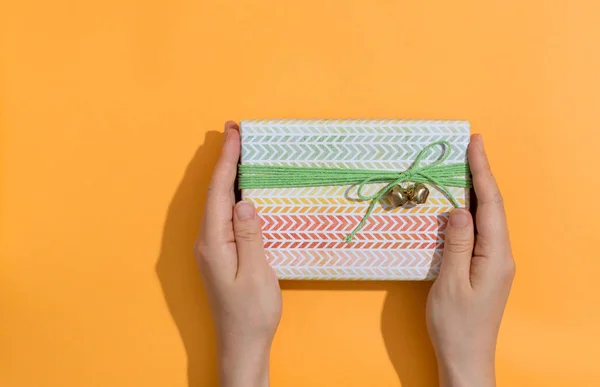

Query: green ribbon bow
[[238, 140, 472, 242]]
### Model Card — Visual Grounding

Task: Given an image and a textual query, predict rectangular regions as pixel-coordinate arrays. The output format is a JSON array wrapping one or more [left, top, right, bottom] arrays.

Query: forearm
[[218, 341, 271, 387], [437, 355, 496, 387]]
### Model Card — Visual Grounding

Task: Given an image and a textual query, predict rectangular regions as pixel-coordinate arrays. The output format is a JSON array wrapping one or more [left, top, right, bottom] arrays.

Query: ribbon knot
[[238, 140, 472, 242]]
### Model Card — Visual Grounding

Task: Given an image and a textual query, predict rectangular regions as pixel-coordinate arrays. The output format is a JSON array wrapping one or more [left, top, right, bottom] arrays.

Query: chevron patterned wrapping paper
[[240, 119, 471, 280]]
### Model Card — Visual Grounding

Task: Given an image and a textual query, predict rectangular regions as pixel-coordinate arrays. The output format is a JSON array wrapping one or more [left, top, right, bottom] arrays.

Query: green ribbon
[[238, 140, 472, 242]]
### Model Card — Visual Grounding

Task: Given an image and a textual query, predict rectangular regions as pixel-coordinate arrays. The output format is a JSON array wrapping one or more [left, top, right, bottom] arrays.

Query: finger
[[439, 209, 475, 286], [468, 134, 510, 252], [201, 121, 240, 244], [233, 201, 268, 278], [224, 121, 238, 206]]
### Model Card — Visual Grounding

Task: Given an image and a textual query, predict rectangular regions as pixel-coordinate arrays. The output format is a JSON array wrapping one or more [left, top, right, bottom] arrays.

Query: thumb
[[438, 209, 474, 285], [233, 201, 269, 277]]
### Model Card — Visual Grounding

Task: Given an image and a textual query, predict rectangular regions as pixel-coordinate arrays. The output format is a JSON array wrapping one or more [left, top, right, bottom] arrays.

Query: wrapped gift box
[[240, 119, 470, 280]]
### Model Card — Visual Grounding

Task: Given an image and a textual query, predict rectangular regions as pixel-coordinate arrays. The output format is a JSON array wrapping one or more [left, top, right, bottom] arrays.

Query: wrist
[[436, 353, 495, 387], [218, 337, 272, 387]]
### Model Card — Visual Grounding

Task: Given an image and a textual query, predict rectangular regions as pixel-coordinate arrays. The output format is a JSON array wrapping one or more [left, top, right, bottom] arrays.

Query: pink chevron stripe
[[263, 240, 444, 250], [263, 231, 443, 242], [259, 214, 448, 233]]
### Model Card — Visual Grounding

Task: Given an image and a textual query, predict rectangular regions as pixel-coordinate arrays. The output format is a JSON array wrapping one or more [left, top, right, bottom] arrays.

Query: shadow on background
[[281, 281, 438, 387], [380, 282, 438, 387], [155, 131, 222, 387], [155, 130, 439, 386]]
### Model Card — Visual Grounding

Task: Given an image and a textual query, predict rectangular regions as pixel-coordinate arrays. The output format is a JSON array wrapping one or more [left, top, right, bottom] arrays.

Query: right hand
[[426, 134, 516, 387]]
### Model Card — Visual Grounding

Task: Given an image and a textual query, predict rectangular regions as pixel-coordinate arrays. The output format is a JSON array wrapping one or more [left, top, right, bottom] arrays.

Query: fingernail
[[223, 121, 239, 145], [449, 209, 469, 228], [235, 201, 256, 220]]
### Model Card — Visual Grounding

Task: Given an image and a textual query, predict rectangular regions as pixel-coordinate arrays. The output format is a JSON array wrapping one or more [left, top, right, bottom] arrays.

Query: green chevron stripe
[[243, 134, 468, 144], [241, 120, 470, 135], [242, 143, 467, 162], [243, 127, 469, 135]]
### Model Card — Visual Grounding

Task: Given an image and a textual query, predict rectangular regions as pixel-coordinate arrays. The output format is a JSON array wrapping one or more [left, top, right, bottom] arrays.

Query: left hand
[[195, 121, 282, 387]]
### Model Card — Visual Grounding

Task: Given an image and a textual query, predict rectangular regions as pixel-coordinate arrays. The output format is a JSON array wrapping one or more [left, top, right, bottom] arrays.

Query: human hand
[[426, 134, 516, 387], [195, 121, 282, 387]]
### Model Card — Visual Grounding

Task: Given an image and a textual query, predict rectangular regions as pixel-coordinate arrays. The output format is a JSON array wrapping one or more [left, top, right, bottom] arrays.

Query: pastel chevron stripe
[[243, 134, 467, 143], [247, 197, 464, 215], [242, 143, 467, 162], [259, 214, 448, 232], [244, 185, 467, 199], [255, 206, 456, 215], [240, 119, 470, 280], [266, 250, 443, 280], [273, 266, 440, 281], [265, 240, 444, 250], [267, 249, 442, 268], [241, 119, 470, 135], [263, 231, 443, 242]]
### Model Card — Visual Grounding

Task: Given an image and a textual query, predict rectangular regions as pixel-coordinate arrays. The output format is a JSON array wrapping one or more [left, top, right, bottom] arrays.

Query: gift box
[[240, 119, 470, 280]]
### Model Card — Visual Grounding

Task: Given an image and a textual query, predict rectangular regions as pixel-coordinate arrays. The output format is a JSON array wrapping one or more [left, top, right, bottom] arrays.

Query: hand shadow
[[380, 206, 466, 386], [282, 280, 439, 386], [155, 131, 223, 387], [381, 282, 439, 387]]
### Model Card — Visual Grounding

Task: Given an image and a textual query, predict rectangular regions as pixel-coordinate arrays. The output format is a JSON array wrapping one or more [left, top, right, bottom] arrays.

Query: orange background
[[2, 1, 600, 386]]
